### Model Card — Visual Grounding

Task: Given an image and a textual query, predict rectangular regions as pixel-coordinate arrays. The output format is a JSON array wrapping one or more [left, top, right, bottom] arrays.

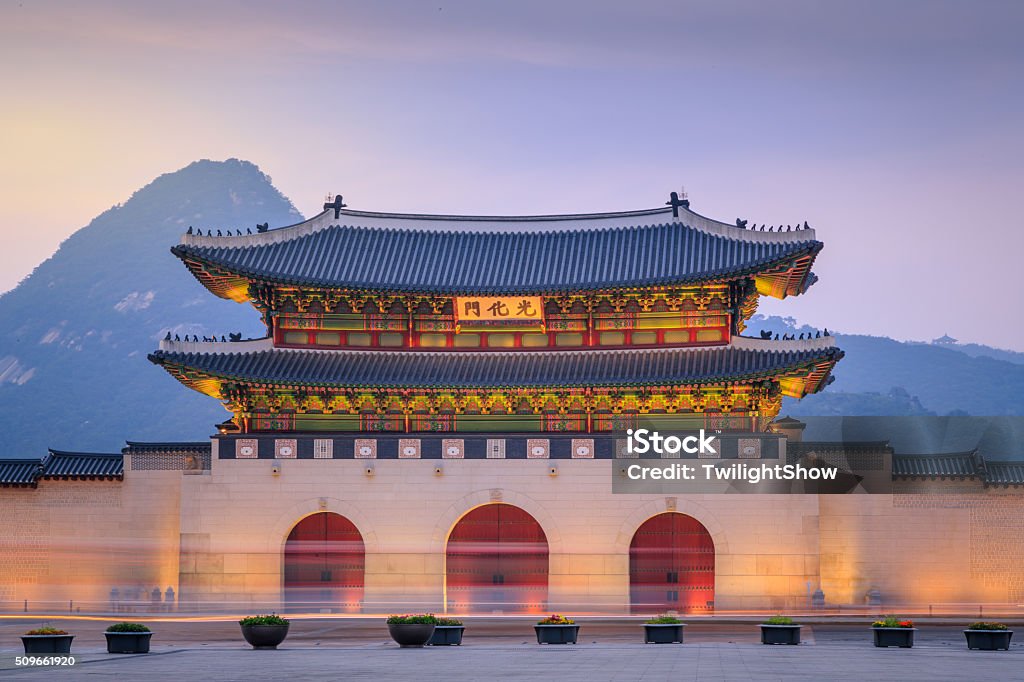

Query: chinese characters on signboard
[[453, 296, 544, 324]]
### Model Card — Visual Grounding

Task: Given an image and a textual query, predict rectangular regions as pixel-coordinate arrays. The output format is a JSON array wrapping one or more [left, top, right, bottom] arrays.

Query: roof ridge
[[176, 201, 818, 249], [155, 336, 839, 358], [46, 449, 124, 457]]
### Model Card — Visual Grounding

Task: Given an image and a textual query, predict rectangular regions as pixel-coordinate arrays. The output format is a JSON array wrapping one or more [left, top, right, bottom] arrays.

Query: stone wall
[[4, 448, 1024, 614], [819, 479, 1024, 608], [0, 472, 181, 613], [176, 456, 820, 613]]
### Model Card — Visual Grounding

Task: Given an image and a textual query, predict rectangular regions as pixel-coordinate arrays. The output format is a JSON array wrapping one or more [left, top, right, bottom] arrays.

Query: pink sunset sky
[[1, 0, 1021, 348]]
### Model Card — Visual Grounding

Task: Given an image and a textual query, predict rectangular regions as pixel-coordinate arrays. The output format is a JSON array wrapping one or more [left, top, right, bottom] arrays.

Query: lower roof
[[148, 337, 843, 392]]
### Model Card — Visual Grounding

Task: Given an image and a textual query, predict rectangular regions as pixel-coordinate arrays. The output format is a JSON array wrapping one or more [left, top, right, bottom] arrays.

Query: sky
[[1, 0, 1022, 348]]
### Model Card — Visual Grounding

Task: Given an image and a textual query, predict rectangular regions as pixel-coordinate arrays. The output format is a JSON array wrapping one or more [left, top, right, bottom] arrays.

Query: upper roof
[[149, 335, 842, 394], [172, 202, 821, 298]]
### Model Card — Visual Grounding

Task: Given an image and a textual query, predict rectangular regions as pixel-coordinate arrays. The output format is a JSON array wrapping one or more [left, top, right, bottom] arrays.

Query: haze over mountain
[[746, 316, 1024, 418], [0, 161, 1022, 458], [0, 159, 301, 455]]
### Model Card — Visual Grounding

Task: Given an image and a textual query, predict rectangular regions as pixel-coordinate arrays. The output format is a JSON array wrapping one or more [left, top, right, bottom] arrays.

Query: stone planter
[[388, 623, 436, 648], [21, 635, 74, 654], [535, 624, 579, 644], [105, 631, 153, 654], [964, 629, 1013, 651], [429, 625, 465, 646], [872, 627, 915, 648], [644, 623, 685, 644], [240, 624, 290, 649], [760, 624, 801, 645]]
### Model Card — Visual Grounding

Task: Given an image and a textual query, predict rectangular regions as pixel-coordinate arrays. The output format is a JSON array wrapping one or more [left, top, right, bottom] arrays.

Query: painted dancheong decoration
[[149, 192, 842, 434]]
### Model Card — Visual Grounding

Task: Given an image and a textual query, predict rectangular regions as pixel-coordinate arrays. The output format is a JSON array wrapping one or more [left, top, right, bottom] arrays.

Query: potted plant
[[105, 622, 153, 654], [644, 615, 685, 644], [428, 617, 465, 646], [239, 614, 290, 649], [760, 616, 801, 645], [535, 614, 579, 644], [964, 622, 1013, 650], [871, 616, 916, 648], [387, 614, 437, 648], [22, 627, 74, 654]]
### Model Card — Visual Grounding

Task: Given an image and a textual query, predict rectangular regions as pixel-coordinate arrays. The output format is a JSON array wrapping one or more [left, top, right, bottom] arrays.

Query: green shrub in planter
[[644, 615, 684, 644], [429, 617, 465, 646], [105, 623, 153, 654], [239, 614, 290, 649], [760, 616, 801, 645], [964, 622, 1013, 651], [387, 614, 437, 647]]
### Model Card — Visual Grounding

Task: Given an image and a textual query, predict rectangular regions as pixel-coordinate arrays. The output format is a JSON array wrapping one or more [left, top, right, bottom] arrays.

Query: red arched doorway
[[446, 503, 548, 613], [284, 512, 365, 612], [630, 513, 714, 613]]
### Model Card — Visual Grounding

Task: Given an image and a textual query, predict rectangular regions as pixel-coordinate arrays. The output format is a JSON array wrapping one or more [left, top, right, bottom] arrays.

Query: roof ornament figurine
[[164, 331, 172, 341], [803, 221, 810, 230], [736, 219, 748, 229], [217, 230, 222, 237], [246, 227, 252, 234], [229, 332, 242, 342], [256, 222, 269, 233], [324, 194, 347, 219], [759, 330, 772, 339], [186, 226, 193, 235], [665, 190, 689, 217]]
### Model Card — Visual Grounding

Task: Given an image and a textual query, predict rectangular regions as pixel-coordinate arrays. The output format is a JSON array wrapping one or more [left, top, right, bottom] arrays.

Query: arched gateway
[[284, 512, 365, 612], [446, 503, 548, 613], [630, 512, 715, 613]]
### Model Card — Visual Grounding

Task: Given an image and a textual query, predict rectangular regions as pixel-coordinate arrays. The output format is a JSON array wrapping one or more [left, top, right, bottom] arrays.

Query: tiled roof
[[123, 441, 210, 453], [0, 459, 44, 487], [40, 450, 124, 480], [892, 451, 980, 478], [173, 220, 822, 295], [985, 461, 1024, 486], [149, 342, 843, 390]]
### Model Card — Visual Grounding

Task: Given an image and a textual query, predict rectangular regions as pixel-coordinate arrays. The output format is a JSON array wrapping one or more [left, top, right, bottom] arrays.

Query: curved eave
[[172, 241, 822, 302], [147, 339, 843, 397]]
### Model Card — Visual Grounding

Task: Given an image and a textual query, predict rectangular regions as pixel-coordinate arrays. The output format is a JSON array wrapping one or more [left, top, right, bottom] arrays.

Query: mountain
[[0, 159, 302, 456], [2, 169, 1022, 457], [747, 316, 1024, 417]]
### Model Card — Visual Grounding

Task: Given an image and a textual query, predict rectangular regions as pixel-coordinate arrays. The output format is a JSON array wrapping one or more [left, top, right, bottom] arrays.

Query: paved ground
[[1, 617, 1020, 681]]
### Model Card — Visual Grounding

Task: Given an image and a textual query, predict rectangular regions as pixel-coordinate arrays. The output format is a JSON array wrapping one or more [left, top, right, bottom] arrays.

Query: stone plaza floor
[[1, 617, 1021, 681]]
